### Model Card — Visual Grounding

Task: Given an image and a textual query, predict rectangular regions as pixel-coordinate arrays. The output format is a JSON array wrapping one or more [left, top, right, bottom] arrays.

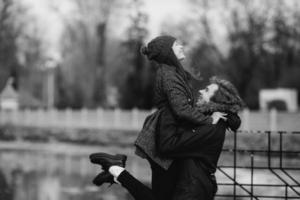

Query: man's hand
[[211, 112, 227, 124]]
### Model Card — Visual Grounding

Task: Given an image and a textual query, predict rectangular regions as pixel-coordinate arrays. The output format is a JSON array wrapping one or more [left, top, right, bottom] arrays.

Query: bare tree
[[51, 0, 121, 108], [118, 0, 151, 109], [0, 0, 18, 91], [186, 0, 300, 108]]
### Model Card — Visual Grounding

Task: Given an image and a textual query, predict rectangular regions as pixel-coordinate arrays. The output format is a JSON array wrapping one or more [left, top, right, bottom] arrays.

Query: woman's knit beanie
[[140, 35, 176, 63]]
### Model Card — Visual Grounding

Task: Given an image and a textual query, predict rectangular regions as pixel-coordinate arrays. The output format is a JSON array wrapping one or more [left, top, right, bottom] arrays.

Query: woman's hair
[[209, 76, 245, 107]]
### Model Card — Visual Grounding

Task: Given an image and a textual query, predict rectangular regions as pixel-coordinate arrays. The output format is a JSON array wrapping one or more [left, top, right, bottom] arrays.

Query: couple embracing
[[89, 35, 244, 200]]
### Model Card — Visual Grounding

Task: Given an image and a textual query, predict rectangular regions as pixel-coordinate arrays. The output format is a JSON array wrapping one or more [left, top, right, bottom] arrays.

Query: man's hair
[[209, 76, 245, 107]]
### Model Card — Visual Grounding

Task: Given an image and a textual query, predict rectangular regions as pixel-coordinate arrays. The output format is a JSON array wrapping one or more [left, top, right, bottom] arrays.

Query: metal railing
[[216, 130, 300, 199]]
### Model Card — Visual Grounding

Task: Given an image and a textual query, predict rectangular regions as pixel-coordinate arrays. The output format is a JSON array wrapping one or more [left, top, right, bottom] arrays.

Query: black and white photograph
[[0, 0, 299, 199]]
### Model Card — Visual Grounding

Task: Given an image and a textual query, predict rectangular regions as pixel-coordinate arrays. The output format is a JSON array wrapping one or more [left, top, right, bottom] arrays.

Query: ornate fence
[[0, 108, 300, 131], [216, 130, 300, 199]]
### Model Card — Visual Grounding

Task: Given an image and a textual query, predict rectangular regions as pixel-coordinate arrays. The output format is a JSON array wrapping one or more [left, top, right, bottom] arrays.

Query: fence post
[[49, 108, 57, 127], [37, 108, 44, 127], [96, 108, 104, 128], [11, 109, 18, 125], [131, 108, 139, 129], [65, 108, 72, 128], [24, 109, 30, 126], [80, 108, 88, 128], [0, 110, 4, 124], [242, 108, 250, 131], [270, 108, 277, 132], [114, 108, 121, 129]]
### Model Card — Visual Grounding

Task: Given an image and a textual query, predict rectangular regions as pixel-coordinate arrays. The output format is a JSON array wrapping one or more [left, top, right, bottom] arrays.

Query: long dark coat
[[151, 64, 241, 200], [134, 64, 212, 170]]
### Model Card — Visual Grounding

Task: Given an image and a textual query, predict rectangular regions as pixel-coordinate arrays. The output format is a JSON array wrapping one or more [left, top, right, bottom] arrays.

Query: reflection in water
[[1, 140, 299, 199], [0, 145, 138, 200], [0, 169, 13, 200]]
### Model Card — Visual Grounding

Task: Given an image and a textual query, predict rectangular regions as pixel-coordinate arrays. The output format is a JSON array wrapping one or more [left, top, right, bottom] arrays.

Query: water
[[1, 133, 299, 200], [0, 141, 150, 200]]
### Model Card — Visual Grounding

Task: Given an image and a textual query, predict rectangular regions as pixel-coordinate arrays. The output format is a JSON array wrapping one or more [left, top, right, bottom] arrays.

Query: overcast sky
[[21, 0, 190, 57], [20, 0, 300, 60]]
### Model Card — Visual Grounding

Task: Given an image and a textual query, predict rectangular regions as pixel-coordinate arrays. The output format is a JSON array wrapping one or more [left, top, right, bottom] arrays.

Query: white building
[[259, 88, 298, 112]]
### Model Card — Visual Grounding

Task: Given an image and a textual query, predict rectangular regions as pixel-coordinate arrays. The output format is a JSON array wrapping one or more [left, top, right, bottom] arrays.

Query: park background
[[0, 0, 300, 199]]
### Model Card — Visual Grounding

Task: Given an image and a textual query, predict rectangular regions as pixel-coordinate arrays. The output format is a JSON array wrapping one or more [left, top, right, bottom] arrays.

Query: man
[[151, 77, 242, 200]]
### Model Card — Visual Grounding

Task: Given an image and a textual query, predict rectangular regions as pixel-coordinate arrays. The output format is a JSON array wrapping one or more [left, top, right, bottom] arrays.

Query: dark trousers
[[150, 160, 179, 200], [117, 162, 216, 200], [117, 159, 179, 200], [117, 170, 156, 200], [172, 159, 217, 200]]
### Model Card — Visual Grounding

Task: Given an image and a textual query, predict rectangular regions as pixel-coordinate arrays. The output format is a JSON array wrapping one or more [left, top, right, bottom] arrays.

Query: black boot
[[93, 171, 114, 186], [89, 153, 127, 171]]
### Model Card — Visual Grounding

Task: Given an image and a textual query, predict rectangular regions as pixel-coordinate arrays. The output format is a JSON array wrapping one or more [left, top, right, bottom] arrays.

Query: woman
[[90, 35, 242, 200], [137, 35, 228, 200]]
